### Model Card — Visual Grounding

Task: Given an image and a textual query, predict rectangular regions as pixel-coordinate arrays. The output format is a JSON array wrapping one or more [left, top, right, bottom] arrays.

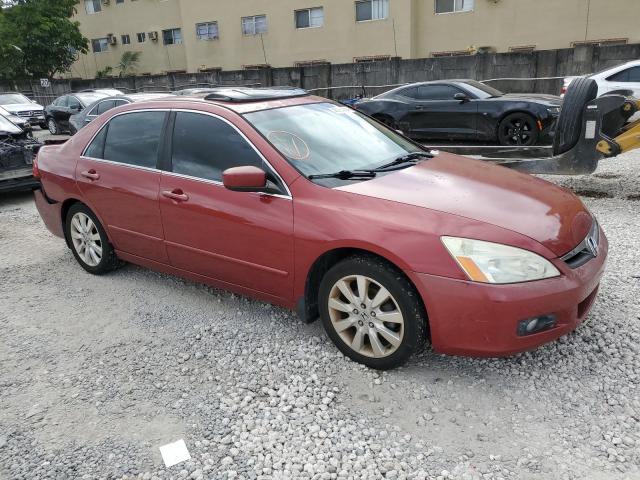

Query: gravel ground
[[0, 150, 639, 480]]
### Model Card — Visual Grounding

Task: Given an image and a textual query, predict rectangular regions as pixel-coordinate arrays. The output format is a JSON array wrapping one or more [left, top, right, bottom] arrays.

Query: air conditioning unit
[[107, 34, 117, 45], [102, 0, 110, 4], [148, 31, 159, 42]]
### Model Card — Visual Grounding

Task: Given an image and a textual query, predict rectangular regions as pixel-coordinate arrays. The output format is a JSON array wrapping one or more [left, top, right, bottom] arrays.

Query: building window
[[116, 0, 124, 3], [163, 28, 183, 45], [196, 22, 219, 40], [137, 32, 146, 43], [355, 0, 388, 21], [121, 34, 131, 45], [91, 38, 109, 53], [84, 0, 101, 14], [242, 15, 267, 35], [435, 0, 474, 14], [295, 7, 324, 29]]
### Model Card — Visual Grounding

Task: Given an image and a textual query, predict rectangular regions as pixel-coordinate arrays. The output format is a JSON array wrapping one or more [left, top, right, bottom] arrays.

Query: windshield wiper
[[370, 151, 432, 171], [308, 170, 377, 180]]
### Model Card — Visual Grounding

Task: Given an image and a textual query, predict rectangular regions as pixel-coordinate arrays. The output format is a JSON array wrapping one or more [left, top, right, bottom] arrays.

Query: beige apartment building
[[69, 0, 640, 79]]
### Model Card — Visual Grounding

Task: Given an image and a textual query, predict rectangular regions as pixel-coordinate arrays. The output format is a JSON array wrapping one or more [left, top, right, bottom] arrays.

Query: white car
[[562, 60, 640, 98], [0, 92, 46, 128]]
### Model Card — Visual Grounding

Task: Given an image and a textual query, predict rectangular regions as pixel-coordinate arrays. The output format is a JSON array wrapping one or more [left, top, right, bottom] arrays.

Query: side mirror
[[454, 93, 469, 103], [223, 166, 267, 192]]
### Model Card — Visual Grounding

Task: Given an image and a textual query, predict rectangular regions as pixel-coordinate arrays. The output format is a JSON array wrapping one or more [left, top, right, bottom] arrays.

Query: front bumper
[[412, 228, 608, 357], [0, 168, 39, 192]]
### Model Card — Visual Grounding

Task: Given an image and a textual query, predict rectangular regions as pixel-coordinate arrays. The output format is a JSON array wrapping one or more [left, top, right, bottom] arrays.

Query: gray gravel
[[0, 150, 639, 480]]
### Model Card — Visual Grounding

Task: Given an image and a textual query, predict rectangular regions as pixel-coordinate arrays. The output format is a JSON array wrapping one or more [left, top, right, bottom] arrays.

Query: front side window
[[295, 7, 324, 28], [245, 102, 421, 179], [415, 85, 463, 100], [86, 111, 166, 168], [163, 28, 183, 45], [242, 15, 268, 35], [355, 0, 388, 21], [84, 0, 101, 14], [196, 21, 219, 40], [435, 0, 474, 14], [171, 112, 263, 182], [92, 38, 109, 53]]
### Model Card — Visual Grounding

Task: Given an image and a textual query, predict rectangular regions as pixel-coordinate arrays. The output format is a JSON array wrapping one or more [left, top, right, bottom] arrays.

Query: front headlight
[[441, 236, 560, 284], [547, 107, 561, 115]]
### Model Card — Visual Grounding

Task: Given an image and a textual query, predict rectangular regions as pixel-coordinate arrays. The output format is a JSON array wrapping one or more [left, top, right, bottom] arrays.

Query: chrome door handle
[[162, 189, 189, 202], [81, 170, 100, 180]]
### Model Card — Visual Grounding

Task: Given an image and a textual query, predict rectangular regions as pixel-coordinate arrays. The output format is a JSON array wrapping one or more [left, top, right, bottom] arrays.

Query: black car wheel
[[553, 77, 599, 155], [47, 118, 60, 135], [39, 122, 47, 129], [498, 113, 539, 146]]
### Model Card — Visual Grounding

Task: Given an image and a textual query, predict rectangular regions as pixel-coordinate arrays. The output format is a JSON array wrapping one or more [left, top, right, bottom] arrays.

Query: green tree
[[117, 51, 141, 77], [0, 0, 87, 82]]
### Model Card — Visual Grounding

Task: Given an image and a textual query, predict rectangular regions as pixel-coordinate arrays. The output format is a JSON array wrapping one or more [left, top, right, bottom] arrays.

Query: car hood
[[2, 103, 44, 113], [497, 93, 562, 106], [336, 153, 591, 256]]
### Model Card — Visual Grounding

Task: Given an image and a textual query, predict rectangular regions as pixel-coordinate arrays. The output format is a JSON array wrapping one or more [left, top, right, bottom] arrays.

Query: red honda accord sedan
[[33, 88, 607, 370]]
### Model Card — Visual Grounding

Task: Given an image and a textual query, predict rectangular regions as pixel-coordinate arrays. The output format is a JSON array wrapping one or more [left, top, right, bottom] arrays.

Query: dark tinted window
[[398, 86, 419, 98], [68, 96, 82, 109], [355, 1, 372, 21], [416, 85, 462, 100], [103, 111, 166, 168], [84, 126, 108, 158], [609, 66, 640, 83], [114, 99, 129, 107], [96, 100, 115, 114], [171, 112, 262, 182]]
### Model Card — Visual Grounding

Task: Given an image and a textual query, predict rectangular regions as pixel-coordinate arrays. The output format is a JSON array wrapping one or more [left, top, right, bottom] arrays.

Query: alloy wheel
[[502, 116, 534, 145], [47, 118, 58, 135], [70, 212, 102, 267], [327, 274, 404, 358]]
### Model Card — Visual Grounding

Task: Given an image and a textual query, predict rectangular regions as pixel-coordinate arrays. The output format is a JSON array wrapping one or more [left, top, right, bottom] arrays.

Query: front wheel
[[497, 113, 539, 146], [47, 118, 60, 135], [319, 255, 428, 370]]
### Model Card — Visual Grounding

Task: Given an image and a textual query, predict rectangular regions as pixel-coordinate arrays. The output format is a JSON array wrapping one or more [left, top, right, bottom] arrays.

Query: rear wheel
[[65, 203, 120, 274], [497, 113, 539, 146], [47, 118, 59, 135], [319, 255, 428, 370]]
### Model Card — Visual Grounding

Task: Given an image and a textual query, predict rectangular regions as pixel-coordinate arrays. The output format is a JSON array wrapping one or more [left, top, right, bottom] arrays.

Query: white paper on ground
[[159, 439, 191, 468]]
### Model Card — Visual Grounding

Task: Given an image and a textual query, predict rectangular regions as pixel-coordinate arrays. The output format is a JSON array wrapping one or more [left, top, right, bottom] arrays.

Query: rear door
[[76, 110, 169, 262], [405, 85, 478, 140], [158, 110, 294, 301]]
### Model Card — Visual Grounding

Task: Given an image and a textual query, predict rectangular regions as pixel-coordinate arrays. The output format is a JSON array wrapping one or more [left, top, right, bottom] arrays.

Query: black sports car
[[354, 80, 562, 146]]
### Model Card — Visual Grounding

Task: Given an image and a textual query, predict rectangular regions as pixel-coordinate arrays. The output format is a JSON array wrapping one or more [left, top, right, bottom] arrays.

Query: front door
[[158, 110, 294, 301], [76, 110, 169, 262], [407, 84, 478, 140]]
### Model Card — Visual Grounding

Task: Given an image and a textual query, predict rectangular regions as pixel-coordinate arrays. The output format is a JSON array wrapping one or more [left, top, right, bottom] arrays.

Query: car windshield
[[245, 102, 422, 178], [460, 80, 504, 99], [0, 93, 32, 105]]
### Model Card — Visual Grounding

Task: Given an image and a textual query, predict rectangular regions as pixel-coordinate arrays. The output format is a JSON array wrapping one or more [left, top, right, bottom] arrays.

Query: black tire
[[318, 255, 428, 370], [65, 203, 120, 275], [497, 112, 539, 146], [553, 76, 598, 155], [47, 117, 59, 135], [39, 122, 47, 130]]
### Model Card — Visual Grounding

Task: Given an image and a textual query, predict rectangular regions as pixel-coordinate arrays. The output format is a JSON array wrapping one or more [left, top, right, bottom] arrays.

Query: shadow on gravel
[[573, 189, 614, 199]]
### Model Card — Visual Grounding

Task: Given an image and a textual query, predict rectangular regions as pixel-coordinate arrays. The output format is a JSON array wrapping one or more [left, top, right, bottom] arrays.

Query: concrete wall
[[9, 43, 640, 106]]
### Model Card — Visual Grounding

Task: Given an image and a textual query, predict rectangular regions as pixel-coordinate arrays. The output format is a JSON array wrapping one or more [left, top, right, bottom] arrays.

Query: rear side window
[[171, 112, 263, 182], [87, 111, 166, 168], [97, 100, 116, 114], [608, 66, 640, 83]]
